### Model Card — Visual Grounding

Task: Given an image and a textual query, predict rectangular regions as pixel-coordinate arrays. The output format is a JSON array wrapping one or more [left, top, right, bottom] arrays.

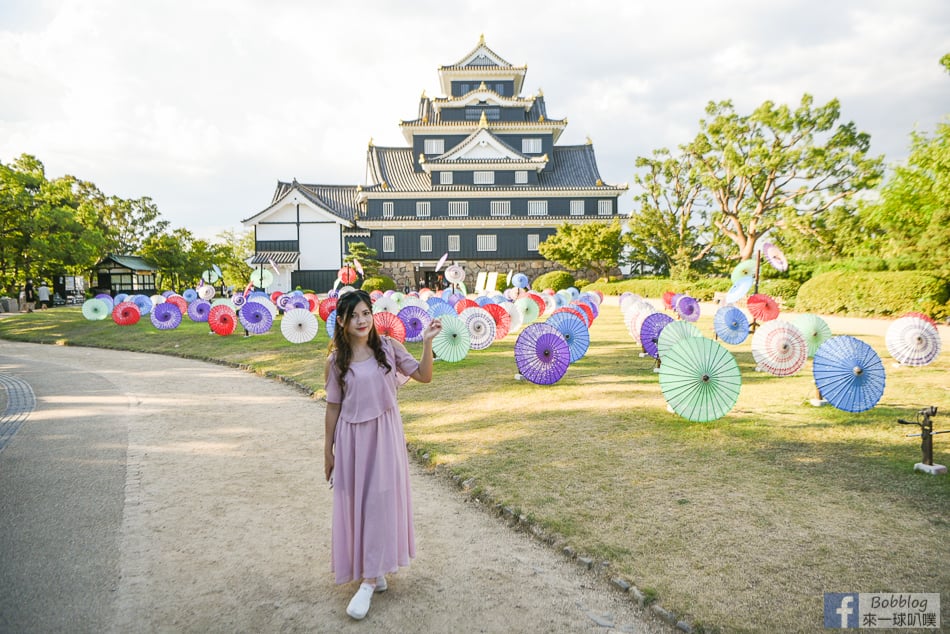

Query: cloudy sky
[[1, 0, 948, 241]]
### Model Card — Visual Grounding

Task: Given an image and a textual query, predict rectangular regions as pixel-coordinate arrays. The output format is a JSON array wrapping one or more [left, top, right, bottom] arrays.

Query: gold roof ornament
[[586, 135, 593, 145], [479, 81, 487, 90], [479, 111, 488, 128], [538, 88, 544, 97], [539, 114, 544, 122], [479, 33, 485, 45], [596, 178, 603, 187], [421, 89, 426, 98], [381, 182, 389, 190], [422, 116, 428, 123], [356, 185, 362, 192], [418, 153, 426, 163], [368, 137, 374, 147]]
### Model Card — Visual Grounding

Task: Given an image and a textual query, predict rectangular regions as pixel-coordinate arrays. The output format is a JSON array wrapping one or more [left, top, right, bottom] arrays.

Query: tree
[[214, 228, 254, 287], [687, 95, 883, 261], [538, 220, 624, 280], [99, 195, 169, 255], [627, 148, 723, 278], [344, 242, 380, 278]]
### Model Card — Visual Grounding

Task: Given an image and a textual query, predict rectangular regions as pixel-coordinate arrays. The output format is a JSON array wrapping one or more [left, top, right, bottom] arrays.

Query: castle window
[[570, 200, 585, 216], [515, 171, 528, 184], [477, 235, 497, 252], [448, 235, 460, 252], [522, 138, 542, 154], [490, 201, 510, 217], [474, 171, 494, 185], [424, 139, 444, 155], [416, 201, 430, 217], [598, 200, 613, 216], [383, 235, 395, 253], [440, 171, 453, 185], [420, 235, 432, 252], [448, 201, 469, 217], [383, 202, 394, 218], [527, 234, 540, 251], [528, 200, 548, 216]]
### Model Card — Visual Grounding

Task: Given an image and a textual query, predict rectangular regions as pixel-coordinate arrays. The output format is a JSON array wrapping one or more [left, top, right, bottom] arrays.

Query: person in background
[[37, 281, 51, 309], [23, 279, 36, 312]]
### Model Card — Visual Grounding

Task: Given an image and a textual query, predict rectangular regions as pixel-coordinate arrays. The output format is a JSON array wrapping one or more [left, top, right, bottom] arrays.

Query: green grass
[[2, 305, 948, 633]]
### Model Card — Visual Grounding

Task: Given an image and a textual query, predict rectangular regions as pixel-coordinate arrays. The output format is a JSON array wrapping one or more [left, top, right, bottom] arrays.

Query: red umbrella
[[527, 292, 547, 315], [270, 291, 283, 304], [338, 266, 358, 284], [483, 303, 511, 340], [570, 301, 595, 325], [900, 311, 937, 329], [374, 311, 406, 342], [454, 298, 479, 314], [662, 291, 676, 310], [112, 301, 140, 325], [747, 293, 780, 323], [319, 297, 338, 321], [165, 294, 188, 314], [553, 306, 588, 327], [208, 304, 237, 336]]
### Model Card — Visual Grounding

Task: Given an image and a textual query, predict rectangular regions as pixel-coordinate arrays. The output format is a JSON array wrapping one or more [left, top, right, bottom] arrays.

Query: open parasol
[[250, 268, 274, 288], [325, 310, 337, 339], [444, 264, 465, 284], [662, 291, 676, 310], [132, 294, 153, 316], [150, 303, 182, 330], [713, 306, 749, 345], [182, 289, 198, 303], [114, 293, 129, 304], [459, 307, 496, 350], [483, 303, 511, 340], [657, 320, 703, 360], [761, 242, 789, 272], [112, 301, 141, 326], [187, 299, 211, 322], [569, 301, 594, 326], [374, 311, 407, 342], [747, 293, 780, 323], [454, 298, 480, 314], [751, 320, 807, 376], [515, 323, 570, 385], [511, 273, 529, 289], [435, 253, 449, 272], [674, 295, 701, 322], [81, 298, 110, 320], [239, 301, 274, 335], [431, 314, 470, 362], [280, 308, 319, 343], [372, 295, 399, 315], [95, 293, 115, 309], [791, 313, 832, 358], [398, 305, 432, 343], [201, 269, 220, 284], [813, 336, 885, 413], [208, 304, 237, 336], [731, 259, 756, 283], [885, 316, 942, 367], [276, 294, 294, 311], [899, 311, 937, 329], [724, 277, 754, 305], [659, 337, 742, 422], [544, 311, 589, 363], [337, 266, 358, 285], [197, 284, 215, 301], [639, 312, 674, 359], [427, 299, 456, 319], [514, 296, 541, 327], [165, 295, 188, 314]]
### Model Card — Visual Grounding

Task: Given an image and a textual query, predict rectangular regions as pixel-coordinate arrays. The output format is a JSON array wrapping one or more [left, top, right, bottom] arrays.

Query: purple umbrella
[[515, 323, 570, 385], [640, 313, 674, 359], [675, 296, 701, 322], [231, 293, 247, 308], [187, 299, 211, 322], [150, 302, 182, 330], [398, 305, 432, 343], [239, 301, 274, 334]]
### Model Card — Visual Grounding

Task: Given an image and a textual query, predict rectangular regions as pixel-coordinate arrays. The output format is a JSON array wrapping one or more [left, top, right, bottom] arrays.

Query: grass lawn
[[2, 304, 947, 633]]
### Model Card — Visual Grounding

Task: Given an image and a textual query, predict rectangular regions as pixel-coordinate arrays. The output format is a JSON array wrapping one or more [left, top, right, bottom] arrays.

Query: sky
[[1, 0, 948, 242]]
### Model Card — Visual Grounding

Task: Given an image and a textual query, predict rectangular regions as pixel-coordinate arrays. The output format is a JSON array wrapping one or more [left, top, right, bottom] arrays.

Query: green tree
[[538, 220, 624, 280], [214, 228, 254, 288], [344, 242, 380, 278], [100, 195, 169, 255], [688, 95, 883, 261], [627, 148, 723, 279]]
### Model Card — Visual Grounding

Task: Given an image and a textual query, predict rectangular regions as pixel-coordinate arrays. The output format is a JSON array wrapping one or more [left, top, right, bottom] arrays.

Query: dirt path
[[0, 342, 662, 633]]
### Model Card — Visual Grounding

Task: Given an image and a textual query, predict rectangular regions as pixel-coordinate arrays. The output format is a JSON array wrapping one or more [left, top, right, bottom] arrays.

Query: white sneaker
[[375, 576, 387, 593], [346, 582, 375, 620]]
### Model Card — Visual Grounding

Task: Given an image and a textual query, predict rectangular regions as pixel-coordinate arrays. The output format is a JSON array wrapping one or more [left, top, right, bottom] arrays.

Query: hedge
[[796, 270, 949, 318], [360, 275, 396, 293], [531, 270, 575, 292]]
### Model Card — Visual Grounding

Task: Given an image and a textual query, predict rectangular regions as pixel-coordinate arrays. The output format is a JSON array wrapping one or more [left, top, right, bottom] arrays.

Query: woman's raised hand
[[422, 318, 442, 343]]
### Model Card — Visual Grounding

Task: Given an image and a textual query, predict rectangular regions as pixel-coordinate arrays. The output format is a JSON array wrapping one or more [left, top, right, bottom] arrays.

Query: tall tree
[[538, 220, 624, 280], [345, 242, 380, 278], [100, 195, 169, 255], [687, 95, 883, 261]]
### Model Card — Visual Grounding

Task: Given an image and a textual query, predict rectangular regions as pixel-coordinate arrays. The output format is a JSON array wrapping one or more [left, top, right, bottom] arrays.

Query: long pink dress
[[325, 337, 419, 584]]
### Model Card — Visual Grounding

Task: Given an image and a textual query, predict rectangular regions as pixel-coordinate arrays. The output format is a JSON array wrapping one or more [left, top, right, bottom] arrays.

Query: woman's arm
[[404, 319, 441, 383], [324, 401, 341, 481]]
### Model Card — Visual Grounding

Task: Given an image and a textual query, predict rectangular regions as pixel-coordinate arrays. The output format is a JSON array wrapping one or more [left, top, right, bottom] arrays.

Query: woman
[[324, 289, 441, 620]]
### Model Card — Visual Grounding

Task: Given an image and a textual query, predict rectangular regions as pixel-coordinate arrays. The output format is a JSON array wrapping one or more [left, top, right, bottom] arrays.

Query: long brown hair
[[328, 289, 391, 396]]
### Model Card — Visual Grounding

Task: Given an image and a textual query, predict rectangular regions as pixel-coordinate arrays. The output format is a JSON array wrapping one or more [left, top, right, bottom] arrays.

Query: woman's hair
[[329, 289, 391, 396]]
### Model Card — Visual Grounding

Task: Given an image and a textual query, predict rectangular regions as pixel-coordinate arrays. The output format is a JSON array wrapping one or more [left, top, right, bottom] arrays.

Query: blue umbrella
[[640, 313, 674, 359], [813, 336, 886, 413], [182, 289, 198, 302], [545, 311, 590, 363], [724, 277, 754, 305], [326, 309, 337, 339], [511, 273, 529, 289], [713, 306, 750, 345], [132, 294, 153, 316]]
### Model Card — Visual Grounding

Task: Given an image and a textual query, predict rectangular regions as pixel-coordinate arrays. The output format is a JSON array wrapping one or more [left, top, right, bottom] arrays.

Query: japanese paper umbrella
[[81, 298, 110, 320], [444, 264, 465, 284], [398, 305, 432, 343], [526, 292, 547, 316], [657, 320, 703, 360], [435, 252, 449, 273], [544, 311, 589, 363], [514, 296, 541, 327], [132, 294, 153, 316], [713, 306, 750, 345], [569, 301, 594, 326], [165, 294, 188, 314], [318, 297, 338, 321], [731, 259, 756, 283], [459, 307, 496, 350], [337, 266, 358, 285], [427, 299, 456, 319], [281, 308, 319, 344], [250, 268, 274, 288], [659, 337, 742, 422], [325, 310, 337, 339], [724, 277, 753, 305], [182, 289, 198, 303], [483, 303, 511, 340], [674, 295, 701, 322], [515, 323, 570, 385], [899, 311, 937, 329], [112, 301, 140, 326], [751, 320, 807, 377], [747, 293, 780, 322], [372, 295, 399, 315], [639, 312, 674, 359], [791, 313, 832, 358], [431, 314, 470, 363], [762, 242, 789, 272], [813, 336, 885, 413], [454, 298, 479, 314], [208, 304, 237, 336], [150, 302, 182, 330], [511, 273, 529, 289], [232, 292, 248, 308], [503, 301, 523, 332], [187, 299, 211, 322], [239, 301, 274, 335], [374, 311, 407, 342], [885, 316, 942, 367]]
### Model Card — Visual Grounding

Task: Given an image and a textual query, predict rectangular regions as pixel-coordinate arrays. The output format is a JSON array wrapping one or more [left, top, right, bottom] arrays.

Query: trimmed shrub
[[758, 279, 802, 309], [531, 270, 575, 292], [360, 275, 396, 293], [796, 271, 949, 318]]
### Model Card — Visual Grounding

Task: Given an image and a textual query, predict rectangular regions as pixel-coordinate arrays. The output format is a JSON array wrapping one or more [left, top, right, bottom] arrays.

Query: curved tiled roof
[[251, 182, 359, 222]]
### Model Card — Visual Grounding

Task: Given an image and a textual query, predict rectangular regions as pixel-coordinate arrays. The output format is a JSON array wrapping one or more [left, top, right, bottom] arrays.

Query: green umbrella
[[514, 296, 540, 327], [730, 259, 756, 284], [659, 337, 742, 422], [432, 314, 471, 363], [656, 320, 703, 360], [81, 298, 110, 320], [791, 313, 832, 357]]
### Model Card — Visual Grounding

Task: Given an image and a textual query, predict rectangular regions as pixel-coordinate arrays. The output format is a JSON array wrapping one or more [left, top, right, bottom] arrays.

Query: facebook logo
[[824, 593, 859, 628]]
